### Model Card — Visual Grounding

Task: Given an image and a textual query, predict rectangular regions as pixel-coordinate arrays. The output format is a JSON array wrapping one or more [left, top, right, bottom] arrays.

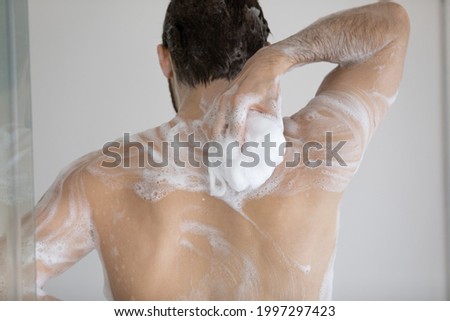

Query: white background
[[29, 0, 448, 300]]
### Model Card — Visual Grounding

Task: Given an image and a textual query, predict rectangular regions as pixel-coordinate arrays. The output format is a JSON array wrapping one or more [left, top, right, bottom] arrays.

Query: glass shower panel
[[0, 0, 35, 300]]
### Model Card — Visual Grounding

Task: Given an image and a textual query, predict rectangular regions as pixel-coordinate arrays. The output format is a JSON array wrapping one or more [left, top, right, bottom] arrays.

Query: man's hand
[[204, 48, 284, 145], [202, 48, 288, 195]]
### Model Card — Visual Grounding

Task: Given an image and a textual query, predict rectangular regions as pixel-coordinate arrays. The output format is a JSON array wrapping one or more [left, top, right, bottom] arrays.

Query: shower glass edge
[[0, 0, 36, 300]]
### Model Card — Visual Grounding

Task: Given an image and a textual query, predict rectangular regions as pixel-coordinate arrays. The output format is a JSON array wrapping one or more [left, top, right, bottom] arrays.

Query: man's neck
[[174, 79, 231, 121]]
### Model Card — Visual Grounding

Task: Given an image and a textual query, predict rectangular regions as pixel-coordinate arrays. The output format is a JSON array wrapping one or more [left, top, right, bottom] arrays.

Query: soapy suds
[[179, 221, 260, 300], [319, 210, 341, 300], [177, 216, 317, 299], [319, 250, 337, 301], [181, 221, 233, 256], [295, 263, 312, 275], [246, 6, 265, 37], [248, 7, 261, 20]]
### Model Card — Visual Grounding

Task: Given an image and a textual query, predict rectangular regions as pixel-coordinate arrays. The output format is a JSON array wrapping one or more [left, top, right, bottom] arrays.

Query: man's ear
[[157, 44, 174, 79]]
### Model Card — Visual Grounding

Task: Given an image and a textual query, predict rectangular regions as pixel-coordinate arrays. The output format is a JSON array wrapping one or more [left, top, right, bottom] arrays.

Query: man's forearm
[[267, 2, 408, 72]]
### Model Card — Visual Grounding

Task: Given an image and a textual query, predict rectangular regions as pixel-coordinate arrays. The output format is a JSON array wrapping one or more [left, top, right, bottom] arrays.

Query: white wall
[[29, 0, 448, 300]]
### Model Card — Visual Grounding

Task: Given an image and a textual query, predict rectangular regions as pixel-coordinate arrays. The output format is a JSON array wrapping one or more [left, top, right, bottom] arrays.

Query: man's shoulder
[[53, 149, 107, 188], [48, 147, 137, 203]]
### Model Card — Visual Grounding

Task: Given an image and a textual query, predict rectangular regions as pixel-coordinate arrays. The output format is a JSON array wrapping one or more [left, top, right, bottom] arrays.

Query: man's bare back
[[34, 2, 409, 300]]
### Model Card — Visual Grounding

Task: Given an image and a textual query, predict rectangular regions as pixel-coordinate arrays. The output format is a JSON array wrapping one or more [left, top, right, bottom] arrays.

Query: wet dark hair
[[162, 0, 270, 88]]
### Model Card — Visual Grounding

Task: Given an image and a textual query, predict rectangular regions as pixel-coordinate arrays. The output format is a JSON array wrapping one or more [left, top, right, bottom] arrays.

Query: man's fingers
[[207, 95, 228, 139], [228, 93, 263, 143]]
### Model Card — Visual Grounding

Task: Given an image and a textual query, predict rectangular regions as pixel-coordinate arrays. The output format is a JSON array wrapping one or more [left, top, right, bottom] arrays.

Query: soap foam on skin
[[179, 220, 261, 300], [319, 249, 337, 301], [30, 86, 397, 300]]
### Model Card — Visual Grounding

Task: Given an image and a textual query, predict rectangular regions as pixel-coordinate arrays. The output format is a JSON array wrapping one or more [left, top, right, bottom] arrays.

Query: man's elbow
[[384, 2, 411, 39]]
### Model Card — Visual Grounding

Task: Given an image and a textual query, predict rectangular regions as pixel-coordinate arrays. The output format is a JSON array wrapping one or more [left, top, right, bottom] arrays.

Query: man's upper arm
[[285, 5, 409, 191], [315, 2, 410, 95], [35, 156, 96, 299], [316, 3, 409, 124], [296, 4, 410, 146]]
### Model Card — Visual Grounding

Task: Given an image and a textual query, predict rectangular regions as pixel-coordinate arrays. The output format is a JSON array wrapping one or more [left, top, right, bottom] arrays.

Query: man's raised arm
[[219, 2, 409, 144], [269, 2, 409, 73]]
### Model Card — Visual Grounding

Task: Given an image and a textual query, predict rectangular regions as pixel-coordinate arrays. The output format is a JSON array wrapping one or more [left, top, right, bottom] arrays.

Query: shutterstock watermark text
[[101, 132, 347, 169]]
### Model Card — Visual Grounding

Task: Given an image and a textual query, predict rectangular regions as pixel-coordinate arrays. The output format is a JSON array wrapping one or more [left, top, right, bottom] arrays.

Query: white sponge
[[208, 111, 286, 197]]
